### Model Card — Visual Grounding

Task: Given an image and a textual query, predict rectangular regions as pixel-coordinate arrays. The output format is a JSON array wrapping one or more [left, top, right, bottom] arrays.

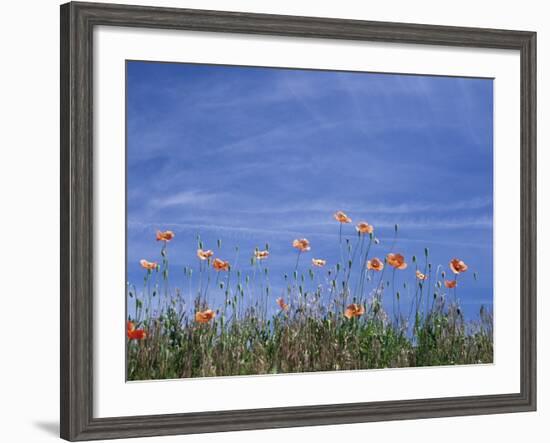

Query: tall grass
[[127, 214, 492, 381]]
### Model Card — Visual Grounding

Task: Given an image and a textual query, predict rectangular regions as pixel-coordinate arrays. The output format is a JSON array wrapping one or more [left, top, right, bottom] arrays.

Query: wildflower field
[[127, 211, 493, 381]]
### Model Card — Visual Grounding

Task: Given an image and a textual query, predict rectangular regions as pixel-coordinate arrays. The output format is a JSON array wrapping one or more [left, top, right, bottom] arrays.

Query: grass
[[127, 216, 493, 381]]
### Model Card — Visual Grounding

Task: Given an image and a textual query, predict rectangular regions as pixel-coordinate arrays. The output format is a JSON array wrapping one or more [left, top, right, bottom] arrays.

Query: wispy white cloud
[[166, 196, 491, 217], [149, 190, 221, 209]]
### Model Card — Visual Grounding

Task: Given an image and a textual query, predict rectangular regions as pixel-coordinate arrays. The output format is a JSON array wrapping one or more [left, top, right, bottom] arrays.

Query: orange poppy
[[127, 322, 147, 340], [444, 280, 457, 289], [212, 258, 230, 271], [387, 253, 407, 270], [292, 238, 311, 252], [450, 258, 468, 274], [356, 221, 374, 234], [195, 309, 216, 323], [344, 303, 365, 319], [254, 250, 270, 260], [312, 258, 326, 267], [276, 297, 289, 311], [156, 230, 175, 242], [416, 270, 427, 280], [197, 249, 214, 261], [367, 257, 384, 271], [333, 211, 352, 224], [139, 259, 158, 270], [157, 231, 176, 241]]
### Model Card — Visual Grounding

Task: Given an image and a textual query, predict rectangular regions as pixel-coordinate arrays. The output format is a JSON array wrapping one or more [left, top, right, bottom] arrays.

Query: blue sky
[[126, 61, 493, 320]]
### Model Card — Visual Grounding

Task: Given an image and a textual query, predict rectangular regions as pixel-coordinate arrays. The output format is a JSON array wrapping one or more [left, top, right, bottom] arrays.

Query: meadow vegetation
[[127, 212, 493, 380]]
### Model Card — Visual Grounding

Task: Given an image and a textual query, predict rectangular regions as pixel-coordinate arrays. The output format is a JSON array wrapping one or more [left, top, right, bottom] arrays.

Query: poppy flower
[[212, 258, 230, 271], [156, 230, 175, 242], [276, 297, 289, 311], [311, 258, 326, 267], [127, 321, 147, 340], [450, 258, 468, 274], [356, 221, 374, 235], [387, 253, 407, 270], [416, 270, 427, 280], [140, 259, 158, 271], [333, 211, 352, 224], [292, 238, 311, 252], [444, 280, 457, 289], [367, 257, 384, 271], [195, 309, 216, 323], [254, 250, 269, 260], [197, 249, 214, 261], [344, 303, 365, 319]]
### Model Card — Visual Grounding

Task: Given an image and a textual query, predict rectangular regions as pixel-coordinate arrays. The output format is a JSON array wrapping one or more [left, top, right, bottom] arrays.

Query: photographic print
[[126, 61, 494, 381]]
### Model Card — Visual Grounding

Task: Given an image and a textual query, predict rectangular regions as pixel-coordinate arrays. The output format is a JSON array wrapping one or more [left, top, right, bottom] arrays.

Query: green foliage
[[127, 300, 492, 380], [129, 227, 492, 380]]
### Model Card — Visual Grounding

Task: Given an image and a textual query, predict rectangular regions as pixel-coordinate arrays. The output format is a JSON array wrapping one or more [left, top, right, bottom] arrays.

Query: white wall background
[[0, 1, 545, 442]]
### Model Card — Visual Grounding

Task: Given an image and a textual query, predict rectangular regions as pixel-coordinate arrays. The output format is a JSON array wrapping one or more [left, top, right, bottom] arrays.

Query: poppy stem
[[392, 268, 396, 326], [345, 234, 361, 293], [295, 250, 301, 272], [338, 222, 345, 266], [203, 260, 211, 307], [453, 274, 458, 305]]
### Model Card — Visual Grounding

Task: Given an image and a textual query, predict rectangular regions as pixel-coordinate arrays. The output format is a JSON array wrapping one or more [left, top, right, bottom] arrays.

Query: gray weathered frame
[[60, 2, 537, 441]]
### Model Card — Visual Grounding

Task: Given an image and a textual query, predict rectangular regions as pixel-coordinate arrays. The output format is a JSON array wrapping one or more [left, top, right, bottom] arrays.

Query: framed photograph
[[60, 1, 536, 440]]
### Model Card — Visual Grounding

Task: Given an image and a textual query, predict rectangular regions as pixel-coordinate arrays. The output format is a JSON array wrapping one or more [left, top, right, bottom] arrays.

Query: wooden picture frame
[[60, 1, 536, 440]]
